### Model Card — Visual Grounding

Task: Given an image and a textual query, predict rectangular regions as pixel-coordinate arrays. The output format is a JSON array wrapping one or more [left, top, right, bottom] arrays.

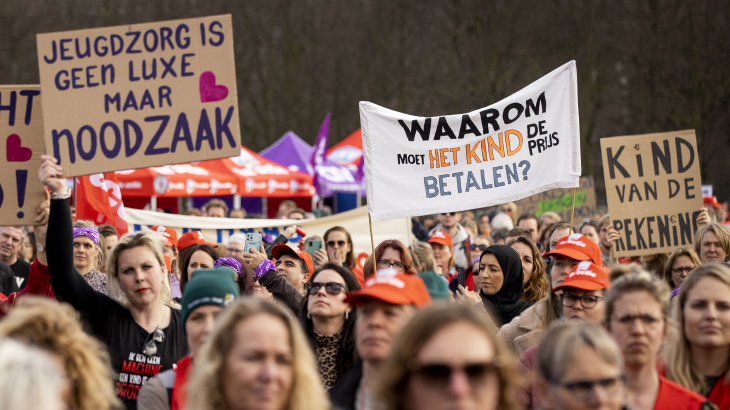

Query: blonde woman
[[40, 155, 187, 410], [72, 220, 108, 293], [376, 304, 518, 410], [0, 296, 120, 410], [408, 241, 438, 274], [187, 298, 328, 410], [0, 338, 69, 410], [665, 263, 730, 408]]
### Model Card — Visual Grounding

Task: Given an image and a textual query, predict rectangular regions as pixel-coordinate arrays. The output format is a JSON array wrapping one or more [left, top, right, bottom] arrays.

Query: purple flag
[[310, 112, 331, 195]]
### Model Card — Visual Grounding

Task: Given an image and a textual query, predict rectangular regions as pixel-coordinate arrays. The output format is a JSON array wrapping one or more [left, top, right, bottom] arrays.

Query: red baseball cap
[[344, 269, 432, 308], [428, 231, 453, 248], [151, 226, 178, 248], [177, 231, 218, 250], [544, 233, 603, 266], [552, 261, 610, 292], [163, 255, 172, 273], [271, 244, 314, 276], [704, 196, 722, 210]]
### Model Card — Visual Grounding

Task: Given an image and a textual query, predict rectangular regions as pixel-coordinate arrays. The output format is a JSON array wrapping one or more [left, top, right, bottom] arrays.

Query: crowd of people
[[0, 155, 729, 410]]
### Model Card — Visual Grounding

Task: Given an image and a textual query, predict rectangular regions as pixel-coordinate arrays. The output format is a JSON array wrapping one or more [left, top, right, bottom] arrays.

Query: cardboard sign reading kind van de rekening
[[36, 15, 240, 177]]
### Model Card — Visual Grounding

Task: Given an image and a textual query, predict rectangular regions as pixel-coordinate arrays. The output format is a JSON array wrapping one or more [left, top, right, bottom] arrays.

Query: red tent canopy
[[116, 163, 238, 198], [328, 129, 362, 171], [198, 146, 314, 198]]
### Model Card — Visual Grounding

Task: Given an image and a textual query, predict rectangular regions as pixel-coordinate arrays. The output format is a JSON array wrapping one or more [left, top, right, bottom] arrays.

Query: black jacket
[[329, 362, 363, 410], [0, 261, 19, 296]]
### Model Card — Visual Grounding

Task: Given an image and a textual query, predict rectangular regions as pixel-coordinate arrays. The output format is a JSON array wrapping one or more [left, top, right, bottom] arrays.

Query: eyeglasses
[[377, 260, 406, 272], [470, 244, 488, 252], [305, 282, 347, 296], [327, 240, 347, 248], [142, 327, 165, 357], [501, 208, 512, 213], [561, 293, 602, 309], [410, 361, 499, 386], [612, 314, 662, 328], [553, 376, 625, 401], [671, 266, 695, 275]]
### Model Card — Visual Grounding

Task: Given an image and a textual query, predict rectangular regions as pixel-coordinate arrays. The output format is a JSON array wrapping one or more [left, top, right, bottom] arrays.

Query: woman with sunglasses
[[376, 304, 521, 410], [665, 264, 730, 409], [664, 247, 701, 296], [324, 226, 364, 283], [40, 156, 187, 410], [300, 263, 361, 390]]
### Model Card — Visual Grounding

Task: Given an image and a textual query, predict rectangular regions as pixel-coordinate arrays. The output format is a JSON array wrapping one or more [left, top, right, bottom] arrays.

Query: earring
[[307, 312, 311, 319], [345, 311, 349, 320]]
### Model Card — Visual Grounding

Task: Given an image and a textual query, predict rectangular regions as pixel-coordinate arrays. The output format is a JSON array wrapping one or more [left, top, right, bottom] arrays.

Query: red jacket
[[654, 375, 714, 410]]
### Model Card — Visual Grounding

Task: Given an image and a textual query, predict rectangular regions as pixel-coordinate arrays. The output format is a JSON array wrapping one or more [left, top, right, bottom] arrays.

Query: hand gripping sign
[[359, 61, 581, 221], [0, 86, 47, 225], [36, 15, 240, 177]]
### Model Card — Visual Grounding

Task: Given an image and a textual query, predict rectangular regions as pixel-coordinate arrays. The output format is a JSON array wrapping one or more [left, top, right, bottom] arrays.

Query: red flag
[[76, 173, 129, 236]]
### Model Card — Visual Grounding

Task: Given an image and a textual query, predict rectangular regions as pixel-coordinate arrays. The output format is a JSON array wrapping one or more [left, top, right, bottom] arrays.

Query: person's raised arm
[[39, 155, 108, 313], [243, 244, 303, 314]]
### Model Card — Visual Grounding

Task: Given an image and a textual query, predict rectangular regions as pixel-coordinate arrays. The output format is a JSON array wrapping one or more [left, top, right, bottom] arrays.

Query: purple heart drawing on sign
[[199, 71, 229, 102], [6, 134, 33, 162]]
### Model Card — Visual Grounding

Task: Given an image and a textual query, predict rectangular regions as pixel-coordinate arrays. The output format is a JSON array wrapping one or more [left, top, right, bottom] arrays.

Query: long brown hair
[[178, 244, 220, 291], [324, 226, 357, 268], [508, 236, 549, 305], [374, 239, 417, 275], [376, 304, 522, 410]]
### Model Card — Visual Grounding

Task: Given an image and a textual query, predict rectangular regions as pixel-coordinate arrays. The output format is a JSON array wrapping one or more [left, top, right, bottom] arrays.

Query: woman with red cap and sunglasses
[[300, 263, 361, 390]]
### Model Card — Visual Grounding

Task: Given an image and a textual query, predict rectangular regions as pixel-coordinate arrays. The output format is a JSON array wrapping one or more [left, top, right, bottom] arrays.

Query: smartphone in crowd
[[305, 239, 322, 260], [245, 233, 263, 253]]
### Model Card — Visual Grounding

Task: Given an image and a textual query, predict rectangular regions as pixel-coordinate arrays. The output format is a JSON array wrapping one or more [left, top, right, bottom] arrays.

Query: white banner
[[125, 206, 411, 269], [360, 61, 581, 221]]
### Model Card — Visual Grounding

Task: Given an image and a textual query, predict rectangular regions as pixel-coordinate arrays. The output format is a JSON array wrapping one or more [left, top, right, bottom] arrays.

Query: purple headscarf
[[215, 257, 243, 278], [73, 227, 100, 246]]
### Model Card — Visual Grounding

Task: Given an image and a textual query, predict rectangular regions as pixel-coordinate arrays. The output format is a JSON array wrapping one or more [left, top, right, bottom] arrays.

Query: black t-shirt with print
[[10, 259, 30, 290], [47, 198, 188, 410]]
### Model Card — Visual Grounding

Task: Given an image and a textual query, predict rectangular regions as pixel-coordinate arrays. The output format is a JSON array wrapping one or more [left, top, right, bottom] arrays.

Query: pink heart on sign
[[6, 134, 32, 162], [199, 71, 229, 102]]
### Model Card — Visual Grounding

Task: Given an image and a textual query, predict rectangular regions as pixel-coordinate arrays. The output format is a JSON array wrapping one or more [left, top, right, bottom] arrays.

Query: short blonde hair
[[376, 305, 520, 410], [0, 338, 68, 410], [604, 269, 670, 327], [106, 231, 170, 307], [0, 297, 120, 410], [186, 298, 328, 410], [665, 263, 730, 393], [695, 223, 730, 262]]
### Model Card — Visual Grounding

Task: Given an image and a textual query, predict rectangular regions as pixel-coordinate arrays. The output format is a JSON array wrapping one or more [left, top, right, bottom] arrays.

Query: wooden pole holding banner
[[368, 212, 376, 277], [569, 188, 577, 229]]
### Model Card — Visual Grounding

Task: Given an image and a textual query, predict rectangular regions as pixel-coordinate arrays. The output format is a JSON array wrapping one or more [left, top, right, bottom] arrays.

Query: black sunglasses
[[440, 212, 458, 216], [142, 327, 165, 356], [305, 282, 347, 295], [470, 244, 488, 251], [327, 240, 347, 248], [411, 362, 498, 385]]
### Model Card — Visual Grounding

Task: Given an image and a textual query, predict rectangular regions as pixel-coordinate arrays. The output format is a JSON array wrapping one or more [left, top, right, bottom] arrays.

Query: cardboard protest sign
[[36, 15, 240, 177], [600, 130, 703, 258], [515, 176, 596, 221], [0, 86, 47, 226], [360, 61, 581, 221]]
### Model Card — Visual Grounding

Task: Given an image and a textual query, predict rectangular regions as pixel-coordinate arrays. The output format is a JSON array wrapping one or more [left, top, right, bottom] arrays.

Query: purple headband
[[73, 228, 100, 246], [215, 257, 243, 278]]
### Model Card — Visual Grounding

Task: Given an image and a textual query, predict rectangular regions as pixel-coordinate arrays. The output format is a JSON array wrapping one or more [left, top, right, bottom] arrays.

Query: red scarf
[[171, 355, 193, 410]]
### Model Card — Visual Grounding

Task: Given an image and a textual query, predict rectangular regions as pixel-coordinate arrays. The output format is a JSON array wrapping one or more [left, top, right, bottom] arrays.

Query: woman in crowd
[[664, 247, 701, 295], [535, 321, 627, 410], [372, 239, 417, 275], [604, 270, 713, 409], [300, 263, 360, 390], [99, 224, 119, 254], [408, 241, 438, 274], [214, 256, 256, 295], [665, 263, 730, 408], [579, 220, 600, 244], [138, 268, 240, 410], [508, 236, 549, 305], [428, 231, 463, 281], [71, 220, 108, 293], [178, 243, 220, 291], [640, 252, 669, 281], [500, 202, 518, 225], [0, 338, 70, 410], [475, 245, 532, 326], [187, 298, 328, 410], [19, 230, 36, 263], [41, 153, 187, 410], [376, 304, 520, 410], [0, 296, 119, 410], [324, 226, 363, 282]]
